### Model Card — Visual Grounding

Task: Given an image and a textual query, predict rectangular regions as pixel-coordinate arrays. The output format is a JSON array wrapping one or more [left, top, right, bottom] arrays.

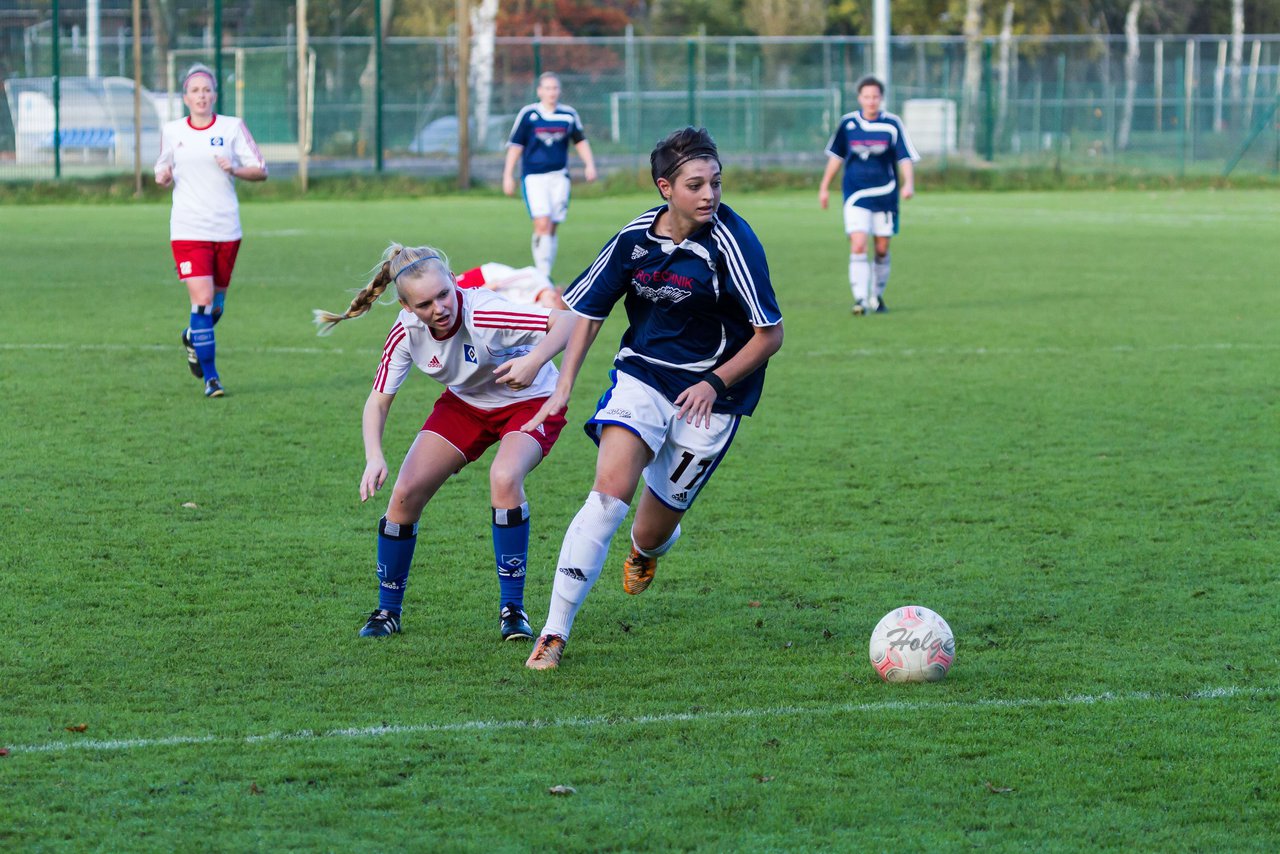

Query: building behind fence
[[3, 20, 1279, 182]]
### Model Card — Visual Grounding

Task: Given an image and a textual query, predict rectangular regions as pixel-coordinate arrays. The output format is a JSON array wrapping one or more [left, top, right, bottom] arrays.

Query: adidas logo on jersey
[[630, 245, 649, 260], [671, 491, 688, 503], [426, 355, 443, 368]]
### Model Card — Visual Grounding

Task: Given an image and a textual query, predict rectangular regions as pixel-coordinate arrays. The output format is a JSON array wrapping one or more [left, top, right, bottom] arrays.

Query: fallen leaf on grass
[[748, 601, 761, 608], [754, 775, 774, 783], [0, 747, 9, 757], [65, 723, 88, 733], [822, 629, 834, 639], [984, 781, 1014, 794], [181, 502, 199, 509], [249, 782, 264, 795], [548, 785, 576, 796]]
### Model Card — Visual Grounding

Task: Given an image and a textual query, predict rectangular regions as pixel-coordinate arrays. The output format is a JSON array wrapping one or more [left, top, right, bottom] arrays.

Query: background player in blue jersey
[[818, 75, 920, 315], [519, 127, 785, 670], [502, 72, 598, 280]]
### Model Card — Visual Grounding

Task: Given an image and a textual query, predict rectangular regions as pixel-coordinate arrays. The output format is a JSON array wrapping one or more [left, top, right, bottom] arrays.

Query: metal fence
[[4, 24, 1280, 182]]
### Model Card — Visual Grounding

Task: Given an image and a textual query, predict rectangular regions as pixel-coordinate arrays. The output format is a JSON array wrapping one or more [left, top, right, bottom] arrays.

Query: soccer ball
[[869, 605, 955, 683]]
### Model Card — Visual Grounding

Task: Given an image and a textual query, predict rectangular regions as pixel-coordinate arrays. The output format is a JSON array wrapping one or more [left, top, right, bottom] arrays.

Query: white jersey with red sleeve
[[372, 288, 558, 409], [155, 114, 267, 241]]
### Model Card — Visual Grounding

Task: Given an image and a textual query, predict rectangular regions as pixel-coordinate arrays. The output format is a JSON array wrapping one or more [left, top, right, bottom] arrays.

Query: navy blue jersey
[[563, 203, 783, 417], [825, 110, 919, 213], [507, 103, 587, 175]]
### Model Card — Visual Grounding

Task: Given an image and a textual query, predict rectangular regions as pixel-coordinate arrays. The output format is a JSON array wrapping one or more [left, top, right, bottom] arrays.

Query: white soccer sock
[[532, 233, 556, 277], [873, 253, 891, 298], [542, 491, 630, 640], [633, 523, 681, 558], [848, 253, 870, 304]]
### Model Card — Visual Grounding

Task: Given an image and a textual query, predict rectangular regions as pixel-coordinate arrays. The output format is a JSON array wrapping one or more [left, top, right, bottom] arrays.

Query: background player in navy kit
[[519, 127, 784, 670], [502, 72, 598, 280], [313, 244, 576, 641], [818, 75, 919, 316]]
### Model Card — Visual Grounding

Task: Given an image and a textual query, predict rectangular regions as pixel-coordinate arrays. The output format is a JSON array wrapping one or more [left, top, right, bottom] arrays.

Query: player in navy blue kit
[[818, 76, 919, 315], [519, 127, 784, 670], [502, 72, 598, 279]]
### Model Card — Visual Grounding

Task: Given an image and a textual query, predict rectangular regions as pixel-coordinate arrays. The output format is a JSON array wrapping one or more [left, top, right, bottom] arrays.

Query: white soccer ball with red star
[[869, 605, 955, 683]]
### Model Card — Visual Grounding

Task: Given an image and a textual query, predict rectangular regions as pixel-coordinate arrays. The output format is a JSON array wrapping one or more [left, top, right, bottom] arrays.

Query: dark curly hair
[[650, 127, 720, 194]]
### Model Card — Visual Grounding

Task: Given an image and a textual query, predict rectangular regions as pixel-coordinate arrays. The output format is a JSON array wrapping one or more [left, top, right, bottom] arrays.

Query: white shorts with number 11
[[586, 371, 741, 512]]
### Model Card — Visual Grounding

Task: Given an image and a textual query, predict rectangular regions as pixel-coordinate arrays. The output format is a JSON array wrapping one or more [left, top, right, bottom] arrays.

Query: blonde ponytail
[[312, 243, 451, 336]]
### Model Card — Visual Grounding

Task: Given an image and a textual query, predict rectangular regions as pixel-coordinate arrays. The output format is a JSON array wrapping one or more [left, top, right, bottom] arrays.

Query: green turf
[[1, 189, 1277, 850]]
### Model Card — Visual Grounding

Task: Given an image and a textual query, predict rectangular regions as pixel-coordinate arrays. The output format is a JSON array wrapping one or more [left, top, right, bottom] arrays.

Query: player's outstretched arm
[[494, 310, 579, 391], [360, 390, 396, 502], [521, 316, 603, 432]]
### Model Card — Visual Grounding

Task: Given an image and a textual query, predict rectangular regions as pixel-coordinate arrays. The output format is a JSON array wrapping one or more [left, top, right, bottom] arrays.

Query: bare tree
[[146, 0, 174, 90], [1118, 0, 1141, 150], [1230, 0, 1244, 123], [995, 1, 1014, 151], [960, 0, 984, 153]]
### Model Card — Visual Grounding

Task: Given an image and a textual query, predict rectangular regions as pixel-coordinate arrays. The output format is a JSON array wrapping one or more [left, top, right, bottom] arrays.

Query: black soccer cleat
[[358, 609, 401, 638], [500, 603, 533, 641], [203, 378, 225, 398], [182, 329, 203, 378]]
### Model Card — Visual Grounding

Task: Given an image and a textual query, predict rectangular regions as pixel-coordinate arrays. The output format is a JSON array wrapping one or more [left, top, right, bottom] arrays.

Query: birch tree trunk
[[1230, 0, 1244, 123], [1118, 0, 1140, 150], [996, 1, 1014, 150], [358, 0, 395, 157], [470, 0, 498, 147], [960, 0, 984, 152]]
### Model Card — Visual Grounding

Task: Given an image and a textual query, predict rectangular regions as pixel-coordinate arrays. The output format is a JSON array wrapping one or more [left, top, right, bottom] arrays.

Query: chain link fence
[[4, 20, 1279, 182]]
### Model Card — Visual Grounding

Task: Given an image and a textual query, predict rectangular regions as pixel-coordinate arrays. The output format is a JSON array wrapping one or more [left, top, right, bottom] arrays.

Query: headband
[[662, 147, 720, 180], [182, 70, 216, 92], [393, 254, 442, 282]]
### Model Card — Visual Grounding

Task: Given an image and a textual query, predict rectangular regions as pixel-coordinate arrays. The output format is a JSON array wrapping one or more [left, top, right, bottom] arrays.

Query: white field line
[[3, 341, 1278, 361], [6, 685, 1270, 756]]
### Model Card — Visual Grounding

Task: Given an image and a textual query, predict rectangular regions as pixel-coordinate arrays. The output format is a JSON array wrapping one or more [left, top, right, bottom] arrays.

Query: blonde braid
[[311, 246, 403, 336]]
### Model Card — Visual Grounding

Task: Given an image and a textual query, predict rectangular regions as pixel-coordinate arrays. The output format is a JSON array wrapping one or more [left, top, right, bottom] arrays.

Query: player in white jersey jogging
[[154, 63, 267, 397], [818, 75, 919, 316], [520, 127, 784, 670], [313, 244, 577, 641], [502, 72, 598, 279]]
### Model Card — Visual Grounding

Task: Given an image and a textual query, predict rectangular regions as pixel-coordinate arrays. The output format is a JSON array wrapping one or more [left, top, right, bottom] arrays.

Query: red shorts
[[171, 239, 242, 288], [422, 390, 567, 463]]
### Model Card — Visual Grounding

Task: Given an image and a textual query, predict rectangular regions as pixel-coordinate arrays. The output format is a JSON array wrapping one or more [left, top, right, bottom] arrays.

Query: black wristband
[[702, 372, 728, 396]]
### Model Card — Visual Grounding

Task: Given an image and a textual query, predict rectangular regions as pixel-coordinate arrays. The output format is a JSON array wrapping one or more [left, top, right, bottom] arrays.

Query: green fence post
[[687, 39, 696, 126], [52, 0, 61, 179], [214, 0, 223, 98], [375, 0, 384, 173], [533, 37, 541, 81], [1176, 56, 1186, 177], [983, 41, 995, 161], [1054, 53, 1066, 174]]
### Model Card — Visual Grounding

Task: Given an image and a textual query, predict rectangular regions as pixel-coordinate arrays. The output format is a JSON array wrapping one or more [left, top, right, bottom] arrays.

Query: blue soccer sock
[[188, 305, 218, 381], [376, 516, 418, 614], [212, 289, 227, 326], [492, 503, 530, 609]]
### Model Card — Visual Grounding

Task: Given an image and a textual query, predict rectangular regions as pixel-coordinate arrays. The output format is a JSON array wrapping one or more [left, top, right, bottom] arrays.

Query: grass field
[[1, 188, 1277, 851]]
